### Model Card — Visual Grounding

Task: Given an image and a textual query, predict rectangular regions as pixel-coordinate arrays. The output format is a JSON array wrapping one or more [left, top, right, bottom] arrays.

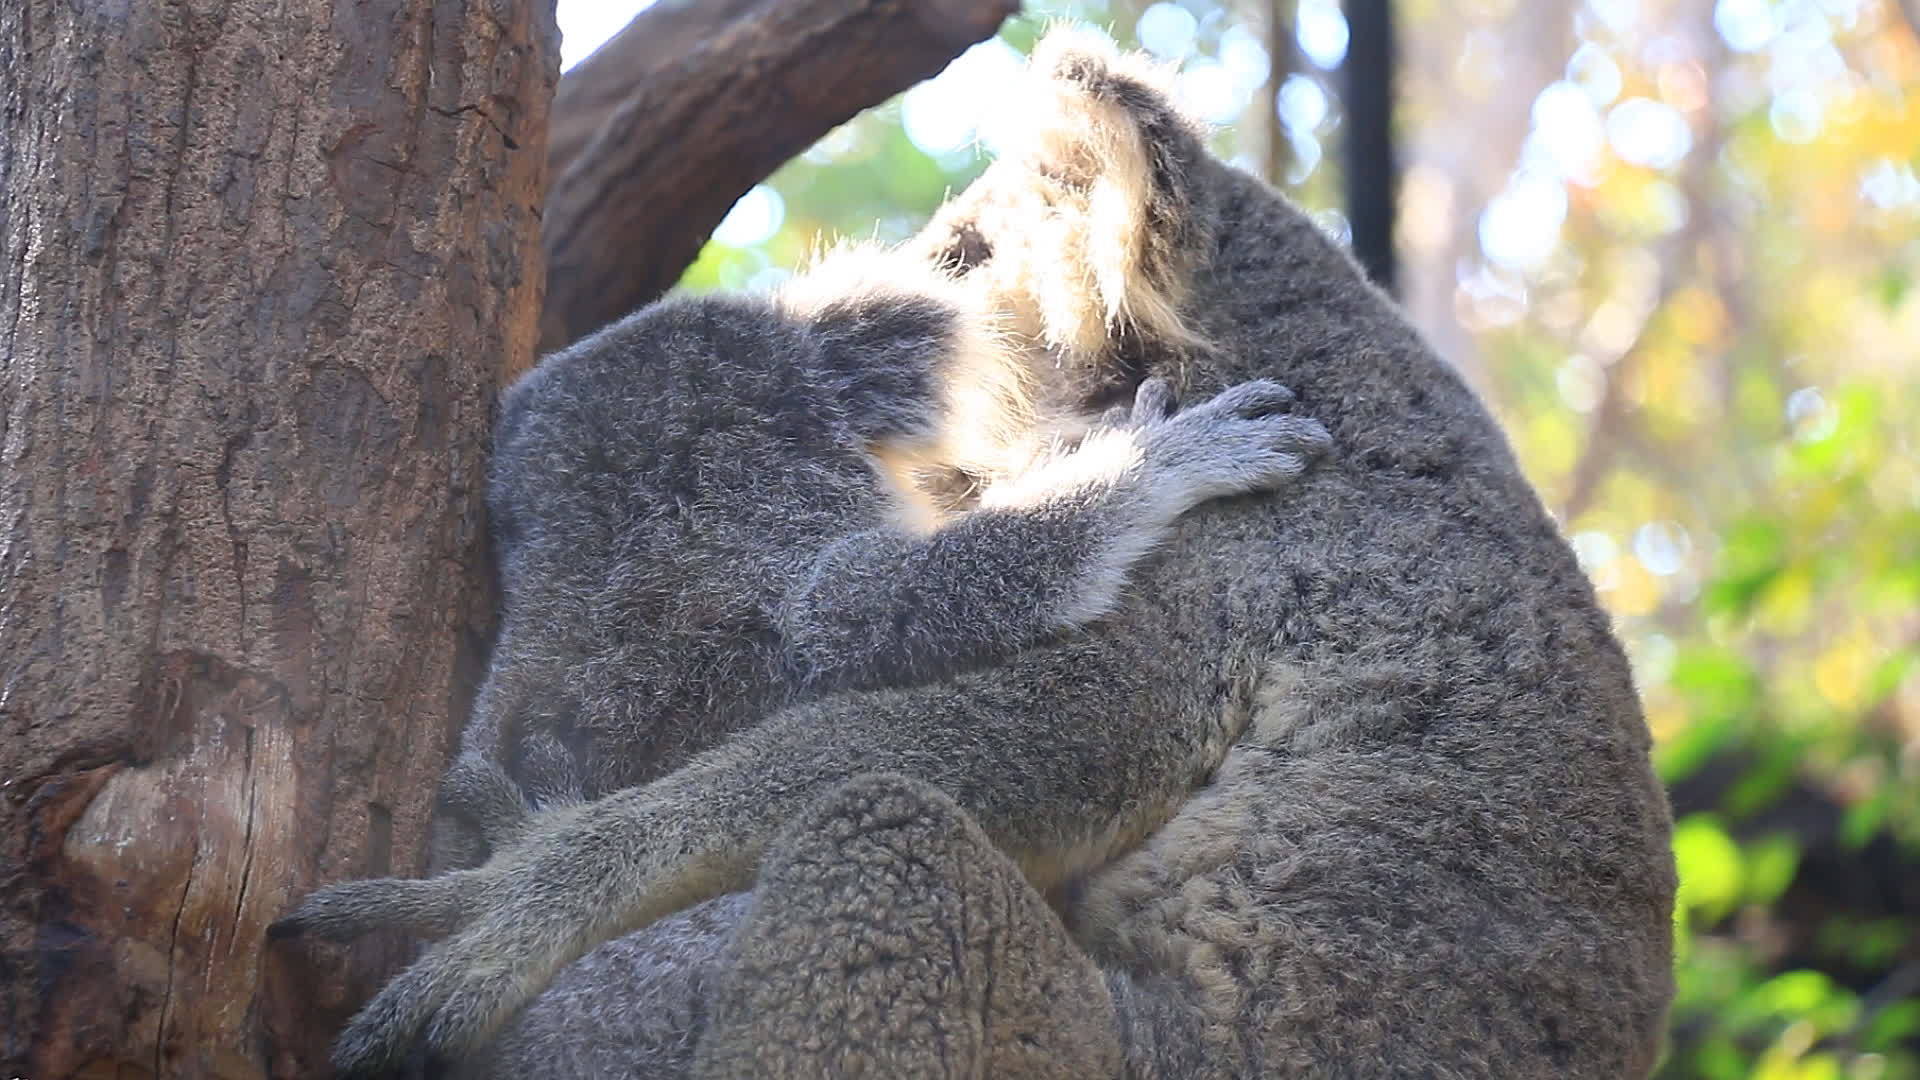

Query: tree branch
[[1558, 9, 1728, 525], [1893, 0, 1920, 43], [1260, 0, 1298, 187], [538, 0, 1020, 355], [1342, 0, 1398, 293]]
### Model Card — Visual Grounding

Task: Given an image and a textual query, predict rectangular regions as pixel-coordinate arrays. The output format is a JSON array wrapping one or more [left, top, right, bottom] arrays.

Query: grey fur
[[283, 31, 1674, 1080], [421, 283, 1329, 870], [274, 78, 1334, 1073]]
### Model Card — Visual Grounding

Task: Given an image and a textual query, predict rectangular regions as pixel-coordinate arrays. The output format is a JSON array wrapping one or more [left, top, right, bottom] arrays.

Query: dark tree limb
[[1342, 0, 1398, 294], [1261, 0, 1299, 187], [1894, 0, 1920, 43], [538, 0, 1020, 355]]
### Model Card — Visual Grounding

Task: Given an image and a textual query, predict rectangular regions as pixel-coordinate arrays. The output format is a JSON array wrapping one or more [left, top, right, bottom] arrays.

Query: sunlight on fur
[[977, 28, 1210, 363]]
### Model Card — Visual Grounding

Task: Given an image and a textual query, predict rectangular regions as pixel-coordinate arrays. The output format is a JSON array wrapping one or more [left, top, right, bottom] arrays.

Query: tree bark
[[0, 0, 556, 1076], [538, 0, 1019, 354]]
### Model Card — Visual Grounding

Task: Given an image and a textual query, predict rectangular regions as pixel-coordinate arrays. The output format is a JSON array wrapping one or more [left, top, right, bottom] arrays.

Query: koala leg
[[692, 773, 1123, 1080]]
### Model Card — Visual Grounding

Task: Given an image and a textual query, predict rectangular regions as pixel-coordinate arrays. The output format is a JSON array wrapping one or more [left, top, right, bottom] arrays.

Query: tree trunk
[[538, 0, 1019, 353], [0, 0, 557, 1076]]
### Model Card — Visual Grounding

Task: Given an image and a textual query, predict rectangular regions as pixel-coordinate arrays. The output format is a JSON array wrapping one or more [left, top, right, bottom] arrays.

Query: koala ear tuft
[[951, 27, 1211, 363]]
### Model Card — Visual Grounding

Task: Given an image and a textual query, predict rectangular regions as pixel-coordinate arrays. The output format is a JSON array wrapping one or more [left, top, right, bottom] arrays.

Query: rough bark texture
[[538, 0, 1019, 354], [0, 0, 557, 1076]]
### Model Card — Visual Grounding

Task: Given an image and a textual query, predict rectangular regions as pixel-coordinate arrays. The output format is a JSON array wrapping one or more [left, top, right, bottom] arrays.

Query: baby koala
[[276, 250, 1331, 1074]]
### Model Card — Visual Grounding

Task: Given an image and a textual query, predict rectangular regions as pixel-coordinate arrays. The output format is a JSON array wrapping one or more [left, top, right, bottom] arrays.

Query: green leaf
[[1841, 790, 1891, 852], [1867, 648, 1917, 704], [1674, 814, 1745, 922], [1749, 970, 1858, 1035], [1742, 833, 1801, 907], [1723, 745, 1800, 818], [1863, 999, 1920, 1052], [1668, 646, 1761, 729], [1756, 970, 1836, 1016], [1816, 917, 1912, 970], [1655, 710, 1740, 784], [1876, 263, 1912, 311]]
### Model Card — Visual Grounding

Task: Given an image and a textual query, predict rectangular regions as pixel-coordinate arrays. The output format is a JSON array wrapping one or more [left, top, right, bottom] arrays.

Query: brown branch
[[538, 0, 1021, 355], [1893, 0, 1920, 43], [1556, 303, 1666, 523], [1261, 0, 1298, 187], [1558, 7, 1728, 524]]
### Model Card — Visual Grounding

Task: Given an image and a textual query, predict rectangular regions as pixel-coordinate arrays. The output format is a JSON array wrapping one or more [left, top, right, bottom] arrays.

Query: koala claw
[[1090, 376, 1175, 433], [327, 932, 536, 1074], [1130, 375, 1177, 422], [1203, 376, 1299, 419], [271, 873, 477, 942], [1141, 377, 1331, 504], [328, 954, 448, 1076], [279, 794, 683, 1076], [309, 882, 574, 1075]]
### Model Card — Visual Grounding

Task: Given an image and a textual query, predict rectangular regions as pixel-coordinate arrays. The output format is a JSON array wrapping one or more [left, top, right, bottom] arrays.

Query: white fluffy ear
[[973, 27, 1210, 361], [774, 244, 959, 325]]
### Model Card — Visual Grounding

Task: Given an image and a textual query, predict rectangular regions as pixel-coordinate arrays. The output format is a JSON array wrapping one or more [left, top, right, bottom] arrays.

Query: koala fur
[[272, 40, 1334, 1071], [282, 30, 1675, 1079], [421, 253, 1327, 872]]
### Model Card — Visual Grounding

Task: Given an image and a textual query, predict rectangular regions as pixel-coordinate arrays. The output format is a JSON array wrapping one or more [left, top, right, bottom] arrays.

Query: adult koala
[[290, 30, 1676, 1080]]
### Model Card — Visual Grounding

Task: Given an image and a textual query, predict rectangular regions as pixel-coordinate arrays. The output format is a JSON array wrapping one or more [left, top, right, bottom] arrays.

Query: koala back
[[970, 43, 1677, 1076], [849, 32, 1679, 1075], [463, 285, 981, 822]]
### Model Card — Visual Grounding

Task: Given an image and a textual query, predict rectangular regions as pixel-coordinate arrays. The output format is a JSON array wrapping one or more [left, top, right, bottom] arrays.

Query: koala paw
[[271, 802, 667, 1076], [1093, 374, 1179, 430], [1139, 377, 1332, 504]]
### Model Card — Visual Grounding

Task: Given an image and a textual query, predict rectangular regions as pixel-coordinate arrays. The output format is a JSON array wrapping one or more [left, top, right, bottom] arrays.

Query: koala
[[395, 241, 1330, 877], [425, 257, 1326, 868], [282, 30, 1676, 1080], [272, 122, 1333, 1076]]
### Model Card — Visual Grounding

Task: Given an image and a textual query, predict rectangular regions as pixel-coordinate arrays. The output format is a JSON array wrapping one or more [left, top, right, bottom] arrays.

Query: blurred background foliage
[[565, 0, 1920, 1074]]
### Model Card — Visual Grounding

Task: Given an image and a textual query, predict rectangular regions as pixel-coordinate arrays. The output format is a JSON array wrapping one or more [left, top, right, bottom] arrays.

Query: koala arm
[[782, 377, 1328, 692], [274, 621, 1229, 1076], [477, 778, 1130, 1080]]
